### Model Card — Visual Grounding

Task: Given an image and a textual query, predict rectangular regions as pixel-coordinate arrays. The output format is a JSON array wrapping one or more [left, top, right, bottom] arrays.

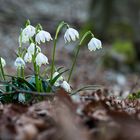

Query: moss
[[103, 39, 137, 71], [128, 91, 140, 99], [112, 39, 136, 64]]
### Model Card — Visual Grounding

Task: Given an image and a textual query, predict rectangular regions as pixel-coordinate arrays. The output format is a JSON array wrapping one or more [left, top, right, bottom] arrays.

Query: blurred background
[[0, 0, 140, 96]]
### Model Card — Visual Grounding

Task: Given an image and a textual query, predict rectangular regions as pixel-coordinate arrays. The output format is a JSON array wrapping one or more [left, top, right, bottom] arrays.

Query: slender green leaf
[[17, 77, 36, 91], [71, 85, 102, 95], [47, 69, 69, 92]]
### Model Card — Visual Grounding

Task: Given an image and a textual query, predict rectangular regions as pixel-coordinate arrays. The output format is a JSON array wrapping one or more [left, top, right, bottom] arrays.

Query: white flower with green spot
[[61, 81, 71, 92], [88, 37, 102, 51], [19, 33, 29, 44], [64, 28, 79, 43], [35, 53, 49, 67], [27, 43, 41, 55], [24, 52, 32, 63], [22, 25, 35, 38], [35, 30, 53, 44], [14, 57, 25, 69]]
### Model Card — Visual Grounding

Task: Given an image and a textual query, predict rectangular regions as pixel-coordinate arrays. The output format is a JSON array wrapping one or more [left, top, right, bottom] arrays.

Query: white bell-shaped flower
[[14, 57, 25, 69], [19, 34, 29, 44], [35, 53, 49, 67], [88, 37, 102, 51], [24, 52, 32, 63], [22, 25, 36, 38], [35, 30, 53, 44], [0, 57, 6, 67], [53, 72, 63, 87], [60, 81, 71, 92], [64, 28, 79, 43], [27, 43, 41, 55]]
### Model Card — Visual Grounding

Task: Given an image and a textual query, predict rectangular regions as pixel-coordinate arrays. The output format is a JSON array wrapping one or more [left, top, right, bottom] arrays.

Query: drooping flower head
[[88, 37, 102, 51], [35, 53, 49, 67], [14, 57, 25, 69], [19, 33, 29, 44], [22, 25, 36, 39], [0, 57, 6, 67], [60, 81, 71, 92], [24, 52, 32, 63], [27, 43, 41, 55], [35, 30, 53, 44], [64, 28, 79, 43]]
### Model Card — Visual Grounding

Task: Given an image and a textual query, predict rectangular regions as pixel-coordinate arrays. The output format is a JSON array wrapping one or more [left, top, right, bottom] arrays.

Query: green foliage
[[103, 39, 137, 71], [128, 91, 140, 100], [112, 39, 136, 63], [0, 70, 67, 103]]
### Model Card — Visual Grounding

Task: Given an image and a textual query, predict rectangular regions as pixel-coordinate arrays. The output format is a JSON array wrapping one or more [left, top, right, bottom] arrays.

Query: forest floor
[[0, 45, 140, 140]]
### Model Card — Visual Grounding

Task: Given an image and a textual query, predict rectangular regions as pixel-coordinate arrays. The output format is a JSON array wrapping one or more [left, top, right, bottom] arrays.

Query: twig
[[2, 90, 55, 96]]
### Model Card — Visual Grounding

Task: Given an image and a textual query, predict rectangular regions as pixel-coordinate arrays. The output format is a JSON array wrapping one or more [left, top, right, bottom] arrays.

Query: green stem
[[33, 43, 40, 92], [50, 21, 68, 80], [18, 30, 23, 57], [21, 67, 25, 78], [17, 67, 20, 77], [0, 58, 5, 80], [34, 62, 40, 92], [67, 31, 93, 83], [51, 38, 57, 80]]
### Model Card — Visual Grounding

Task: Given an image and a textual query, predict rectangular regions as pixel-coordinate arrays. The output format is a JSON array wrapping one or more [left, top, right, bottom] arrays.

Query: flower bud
[[0, 57, 6, 67]]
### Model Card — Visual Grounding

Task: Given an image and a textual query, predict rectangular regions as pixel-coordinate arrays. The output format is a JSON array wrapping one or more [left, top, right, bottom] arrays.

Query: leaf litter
[[0, 88, 140, 140]]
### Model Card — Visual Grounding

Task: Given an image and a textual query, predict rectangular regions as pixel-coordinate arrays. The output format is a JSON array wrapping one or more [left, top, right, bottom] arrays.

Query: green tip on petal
[[36, 24, 43, 33], [25, 19, 31, 27]]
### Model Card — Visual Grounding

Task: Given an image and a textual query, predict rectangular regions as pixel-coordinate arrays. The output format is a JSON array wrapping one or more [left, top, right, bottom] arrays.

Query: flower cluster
[[0, 20, 102, 97], [16, 24, 52, 69]]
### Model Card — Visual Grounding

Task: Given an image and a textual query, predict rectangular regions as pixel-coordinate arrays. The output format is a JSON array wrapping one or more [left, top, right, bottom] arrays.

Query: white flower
[[0, 57, 6, 67], [61, 81, 71, 92], [27, 43, 41, 55], [64, 28, 79, 43], [88, 37, 102, 51], [53, 72, 63, 87], [19, 34, 29, 44], [14, 57, 25, 68], [35, 30, 53, 44], [24, 52, 32, 63], [22, 25, 36, 38], [53, 72, 63, 81], [27, 43, 35, 55], [35, 53, 49, 67]]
